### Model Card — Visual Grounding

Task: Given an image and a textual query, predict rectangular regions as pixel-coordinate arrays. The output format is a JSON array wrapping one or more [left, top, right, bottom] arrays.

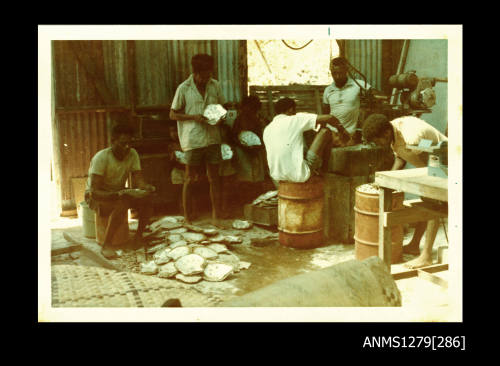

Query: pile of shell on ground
[[137, 216, 252, 284], [251, 190, 278, 208]]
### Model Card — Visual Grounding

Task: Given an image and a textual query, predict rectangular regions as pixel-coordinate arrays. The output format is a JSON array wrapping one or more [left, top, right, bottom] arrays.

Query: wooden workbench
[[374, 168, 448, 274]]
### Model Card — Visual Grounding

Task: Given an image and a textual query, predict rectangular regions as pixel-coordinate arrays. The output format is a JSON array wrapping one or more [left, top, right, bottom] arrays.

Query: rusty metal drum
[[353, 183, 404, 263], [278, 175, 324, 249]]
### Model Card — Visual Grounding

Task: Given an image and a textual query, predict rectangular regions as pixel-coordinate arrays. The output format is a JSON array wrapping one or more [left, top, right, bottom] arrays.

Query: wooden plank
[[375, 168, 448, 202], [392, 263, 448, 280], [267, 89, 275, 117], [417, 269, 448, 288], [378, 187, 393, 268], [407, 200, 448, 217], [52, 242, 83, 256], [384, 206, 442, 227], [56, 105, 130, 114], [251, 85, 327, 91], [314, 89, 322, 114]]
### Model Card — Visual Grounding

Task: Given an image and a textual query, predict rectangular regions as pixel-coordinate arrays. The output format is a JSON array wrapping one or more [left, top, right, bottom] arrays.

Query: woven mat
[[51, 264, 222, 307]]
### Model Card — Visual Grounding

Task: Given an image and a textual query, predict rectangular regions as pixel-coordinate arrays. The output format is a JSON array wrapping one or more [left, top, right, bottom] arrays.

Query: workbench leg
[[379, 187, 393, 268]]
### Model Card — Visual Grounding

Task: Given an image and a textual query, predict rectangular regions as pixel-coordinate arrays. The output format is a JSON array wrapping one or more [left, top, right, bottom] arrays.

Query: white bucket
[[80, 201, 96, 238]]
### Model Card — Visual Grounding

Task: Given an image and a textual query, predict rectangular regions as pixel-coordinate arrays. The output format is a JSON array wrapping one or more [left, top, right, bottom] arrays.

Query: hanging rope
[[281, 39, 313, 50]]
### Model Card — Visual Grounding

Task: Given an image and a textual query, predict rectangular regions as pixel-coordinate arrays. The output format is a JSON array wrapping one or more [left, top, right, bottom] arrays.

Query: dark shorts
[[184, 144, 222, 166]]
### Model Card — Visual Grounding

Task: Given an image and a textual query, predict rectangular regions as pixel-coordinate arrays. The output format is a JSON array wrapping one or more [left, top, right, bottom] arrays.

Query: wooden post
[[51, 42, 63, 216], [379, 187, 393, 268], [314, 89, 322, 114], [267, 89, 275, 118]]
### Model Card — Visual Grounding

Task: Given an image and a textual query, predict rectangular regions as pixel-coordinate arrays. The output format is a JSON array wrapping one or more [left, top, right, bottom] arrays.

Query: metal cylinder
[[80, 201, 96, 238], [388, 72, 419, 90], [278, 175, 324, 249], [354, 184, 404, 263], [218, 256, 402, 307]]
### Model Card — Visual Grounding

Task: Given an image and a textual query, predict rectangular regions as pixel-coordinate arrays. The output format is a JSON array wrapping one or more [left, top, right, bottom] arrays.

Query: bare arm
[[391, 156, 407, 171], [88, 174, 121, 201], [169, 109, 208, 123], [316, 114, 350, 144], [321, 103, 330, 115], [131, 171, 155, 192]]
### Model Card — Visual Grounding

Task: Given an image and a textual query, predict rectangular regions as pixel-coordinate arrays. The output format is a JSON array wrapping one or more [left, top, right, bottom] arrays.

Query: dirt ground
[[42, 174, 460, 320]]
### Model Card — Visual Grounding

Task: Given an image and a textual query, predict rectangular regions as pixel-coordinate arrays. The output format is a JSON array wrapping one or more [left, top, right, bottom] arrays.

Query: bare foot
[[403, 244, 420, 256], [403, 255, 433, 269]]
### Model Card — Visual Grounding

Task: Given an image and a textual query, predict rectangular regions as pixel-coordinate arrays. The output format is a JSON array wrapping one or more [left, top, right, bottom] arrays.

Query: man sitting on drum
[[263, 97, 348, 184]]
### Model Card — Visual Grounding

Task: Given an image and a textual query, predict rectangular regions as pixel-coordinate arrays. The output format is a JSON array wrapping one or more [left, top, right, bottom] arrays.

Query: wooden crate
[[250, 85, 327, 120], [324, 173, 373, 244], [327, 145, 395, 177], [244, 204, 278, 227]]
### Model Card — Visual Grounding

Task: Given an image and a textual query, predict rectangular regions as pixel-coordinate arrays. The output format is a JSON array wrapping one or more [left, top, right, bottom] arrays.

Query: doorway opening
[[247, 39, 339, 86]]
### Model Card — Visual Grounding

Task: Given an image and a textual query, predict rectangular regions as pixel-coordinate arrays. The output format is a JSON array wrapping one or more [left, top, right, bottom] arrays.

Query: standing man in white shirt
[[322, 57, 377, 146], [263, 97, 349, 183], [170, 54, 226, 227]]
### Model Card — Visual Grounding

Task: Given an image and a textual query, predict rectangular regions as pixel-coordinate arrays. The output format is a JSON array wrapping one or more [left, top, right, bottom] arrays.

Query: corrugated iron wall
[[217, 40, 241, 103], [54, 111, 110, 208], [345, 40, 383, 91], [132, 40, 243, 107], [52, 40, 244, 212], [53, 41, 130, 107]]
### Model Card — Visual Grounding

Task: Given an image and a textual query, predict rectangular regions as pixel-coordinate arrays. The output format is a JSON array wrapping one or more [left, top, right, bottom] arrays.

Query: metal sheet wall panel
[[102, 40, 129, 106], [135, 40, 170, 107], [53, 41, 128, 108], [217, 40, 241, 103], [53, 40, 245, 210], [345, 40, 383, 90], [56, 111, 109, 206], [135, 40, 220, 107]]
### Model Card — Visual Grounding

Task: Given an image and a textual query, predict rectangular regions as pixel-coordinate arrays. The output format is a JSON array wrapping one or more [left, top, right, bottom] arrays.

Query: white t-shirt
[[323, 77, 371, 135], [263, 112, 318, 182], [171, 74, 225, 151], [390, 116, 448, 168], [85, 147, 141, 192]]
